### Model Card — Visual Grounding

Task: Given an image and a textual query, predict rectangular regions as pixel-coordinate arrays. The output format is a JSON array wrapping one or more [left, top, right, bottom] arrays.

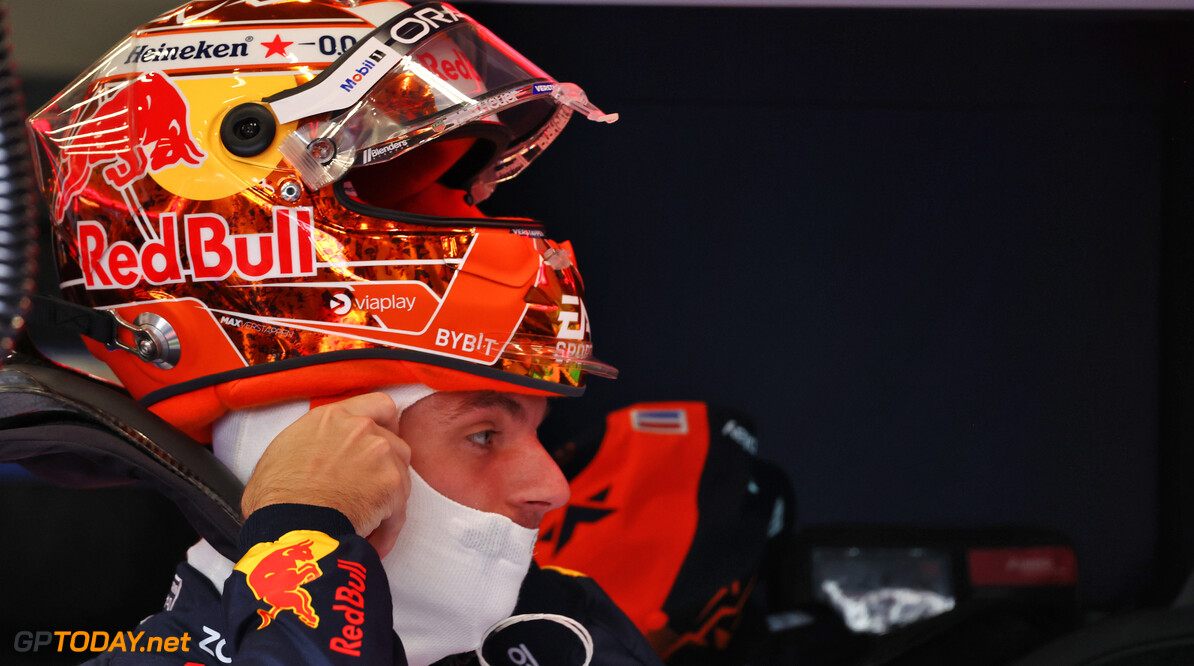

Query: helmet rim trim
[[137, 346, 586, 408]]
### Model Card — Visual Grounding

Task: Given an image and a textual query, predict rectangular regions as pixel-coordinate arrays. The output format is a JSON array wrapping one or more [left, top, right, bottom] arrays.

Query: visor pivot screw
[[220, 103, 277, 157], [308, 138, 336, 165], [542, 247, 573, 271], [279, 179, 302, 203]]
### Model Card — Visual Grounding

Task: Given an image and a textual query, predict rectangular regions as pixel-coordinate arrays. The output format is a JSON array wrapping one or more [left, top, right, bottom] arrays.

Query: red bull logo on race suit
[[52, 71, 205, 220], [234, 531, 340, 630]]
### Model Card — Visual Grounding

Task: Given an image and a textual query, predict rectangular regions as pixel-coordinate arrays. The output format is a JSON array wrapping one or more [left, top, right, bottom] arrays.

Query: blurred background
[[3, 0, 1194, 663]]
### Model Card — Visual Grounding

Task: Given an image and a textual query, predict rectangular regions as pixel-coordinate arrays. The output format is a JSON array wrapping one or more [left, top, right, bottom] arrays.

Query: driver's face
[[398, 391, 569, 529]]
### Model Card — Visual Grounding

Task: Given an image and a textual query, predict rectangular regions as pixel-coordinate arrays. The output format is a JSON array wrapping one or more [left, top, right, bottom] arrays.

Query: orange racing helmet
[[26, 0, 618, 440]]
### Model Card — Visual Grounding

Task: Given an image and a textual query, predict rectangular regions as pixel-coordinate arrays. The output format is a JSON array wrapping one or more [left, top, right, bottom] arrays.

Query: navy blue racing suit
[[80, 504, 662, 666]]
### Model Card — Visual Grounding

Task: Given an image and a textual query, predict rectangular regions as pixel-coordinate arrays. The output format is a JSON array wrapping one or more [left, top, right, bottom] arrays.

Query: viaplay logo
[[328, 290, 419, 316], [329, 292, 353, 316]]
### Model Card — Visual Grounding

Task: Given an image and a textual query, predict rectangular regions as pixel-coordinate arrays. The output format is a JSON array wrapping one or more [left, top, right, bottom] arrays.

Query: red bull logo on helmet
[[74, 207, 317, 290], [51, 71, 206, 221], [234, 530, 340, 630]]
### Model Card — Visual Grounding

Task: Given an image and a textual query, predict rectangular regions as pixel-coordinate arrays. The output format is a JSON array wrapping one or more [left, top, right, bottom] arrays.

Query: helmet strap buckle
[[29, 297, 181, 371], [108, 311, 181, 370]]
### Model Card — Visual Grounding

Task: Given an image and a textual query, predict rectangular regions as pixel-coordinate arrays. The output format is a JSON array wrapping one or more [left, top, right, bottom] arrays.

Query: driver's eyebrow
[[450, 391, 527, 422]]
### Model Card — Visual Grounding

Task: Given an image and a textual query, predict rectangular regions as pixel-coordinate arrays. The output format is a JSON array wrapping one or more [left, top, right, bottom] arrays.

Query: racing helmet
[[26, 0, 618, 441]]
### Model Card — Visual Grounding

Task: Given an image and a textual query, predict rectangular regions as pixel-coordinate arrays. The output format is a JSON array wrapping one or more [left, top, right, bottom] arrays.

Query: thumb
[[368, 509, 407, 559], [367, 461, 411, 558]]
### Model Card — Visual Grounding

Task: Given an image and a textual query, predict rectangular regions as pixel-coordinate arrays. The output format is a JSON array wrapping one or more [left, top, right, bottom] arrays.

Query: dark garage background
[[4, 1, 1194, 650], [461, 3, 1194, 611]]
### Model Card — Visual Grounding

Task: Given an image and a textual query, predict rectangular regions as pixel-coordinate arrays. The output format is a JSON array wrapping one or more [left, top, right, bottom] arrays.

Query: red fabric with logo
[[536, 402, 709, 635]]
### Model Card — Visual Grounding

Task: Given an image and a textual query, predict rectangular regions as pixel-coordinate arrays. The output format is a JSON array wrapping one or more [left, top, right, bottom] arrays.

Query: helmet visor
[[267, 2, 616, 193]]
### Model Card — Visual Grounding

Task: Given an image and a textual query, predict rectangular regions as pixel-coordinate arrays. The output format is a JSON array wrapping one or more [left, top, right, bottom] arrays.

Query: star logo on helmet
[[262, 34, 293, 58]]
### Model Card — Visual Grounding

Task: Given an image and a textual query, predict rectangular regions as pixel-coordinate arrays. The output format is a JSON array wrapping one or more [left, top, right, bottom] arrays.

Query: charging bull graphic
[[234, 531, 340, 630], [51, 71, 206, 222]]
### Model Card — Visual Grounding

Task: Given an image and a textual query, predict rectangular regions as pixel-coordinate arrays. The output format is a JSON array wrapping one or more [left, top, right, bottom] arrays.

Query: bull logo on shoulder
[[238, 535, 333, 630], [52, 71, 206, 221]]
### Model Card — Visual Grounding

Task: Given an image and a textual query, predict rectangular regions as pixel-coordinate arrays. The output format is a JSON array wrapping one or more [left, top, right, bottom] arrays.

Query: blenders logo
[[361, 140, 409, 164], [339, 49, 388, 93], [124, 40, 249, 64], [76, 207, 317, 290]]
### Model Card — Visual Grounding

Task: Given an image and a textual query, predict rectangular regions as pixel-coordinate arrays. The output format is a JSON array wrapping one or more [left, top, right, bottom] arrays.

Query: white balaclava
[[187, 385, 539, 666]]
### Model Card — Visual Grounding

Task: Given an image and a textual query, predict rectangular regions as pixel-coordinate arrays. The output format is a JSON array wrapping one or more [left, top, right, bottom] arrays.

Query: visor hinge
[[541, 247, 573, 271]]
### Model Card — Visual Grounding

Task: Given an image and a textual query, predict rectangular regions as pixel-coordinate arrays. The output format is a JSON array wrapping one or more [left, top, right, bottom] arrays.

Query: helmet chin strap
[[29, 295, 180, 369]]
